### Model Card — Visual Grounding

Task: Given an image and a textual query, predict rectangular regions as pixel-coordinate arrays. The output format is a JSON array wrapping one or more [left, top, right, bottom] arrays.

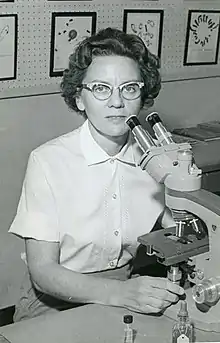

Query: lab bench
[[0, 303, 220, 343]]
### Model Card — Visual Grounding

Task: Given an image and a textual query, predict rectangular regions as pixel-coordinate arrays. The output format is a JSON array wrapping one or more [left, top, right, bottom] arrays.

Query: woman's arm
[[26, 238, 123, 306], [26, 238, 184, 314]]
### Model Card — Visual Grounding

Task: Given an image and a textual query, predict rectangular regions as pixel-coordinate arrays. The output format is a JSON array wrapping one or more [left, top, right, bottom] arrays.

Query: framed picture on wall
[[123, 9, 164, 58], [0, 14, 17, 81], [184, 10, 220, 65], [49, 12, 97, 77]]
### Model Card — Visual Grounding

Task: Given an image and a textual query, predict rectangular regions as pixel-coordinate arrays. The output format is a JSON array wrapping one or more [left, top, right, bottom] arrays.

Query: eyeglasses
[[79, 81, 145, 101]]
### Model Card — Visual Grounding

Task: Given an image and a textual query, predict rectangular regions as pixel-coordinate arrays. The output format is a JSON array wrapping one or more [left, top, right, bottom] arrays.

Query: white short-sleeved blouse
[[9, 120, 170, 273]]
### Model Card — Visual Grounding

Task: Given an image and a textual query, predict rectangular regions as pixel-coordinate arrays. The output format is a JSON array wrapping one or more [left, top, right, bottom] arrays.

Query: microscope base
[[164, 288, 220, 333]]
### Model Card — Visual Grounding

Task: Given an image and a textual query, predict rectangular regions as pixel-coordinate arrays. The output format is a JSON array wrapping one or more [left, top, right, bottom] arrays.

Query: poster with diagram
[[49, 12, 96, 77], [0, 14, 17, 81], [184, 10, 220, 65], [123, 9, 164, 58]]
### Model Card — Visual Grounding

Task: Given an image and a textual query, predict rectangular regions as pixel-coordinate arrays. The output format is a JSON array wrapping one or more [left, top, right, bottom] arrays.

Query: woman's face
[[76, 55, 143, 138]]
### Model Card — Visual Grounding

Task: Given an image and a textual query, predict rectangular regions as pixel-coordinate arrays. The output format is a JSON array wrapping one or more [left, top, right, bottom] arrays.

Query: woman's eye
[[94, 85, 109, 93], [124, 84, 137, 93]]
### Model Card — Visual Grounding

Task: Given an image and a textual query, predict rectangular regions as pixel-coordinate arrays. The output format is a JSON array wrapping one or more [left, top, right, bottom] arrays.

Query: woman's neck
[[88, 122, 128, 156]]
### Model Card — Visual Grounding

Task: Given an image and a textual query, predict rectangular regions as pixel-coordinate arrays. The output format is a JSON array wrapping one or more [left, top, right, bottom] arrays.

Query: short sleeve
[[9, 151, 60, 242]]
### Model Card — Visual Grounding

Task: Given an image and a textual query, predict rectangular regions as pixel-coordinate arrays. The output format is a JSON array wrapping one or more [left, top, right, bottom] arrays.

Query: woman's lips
[[106, 115, 126, 119], [106, 116, 126, 122]]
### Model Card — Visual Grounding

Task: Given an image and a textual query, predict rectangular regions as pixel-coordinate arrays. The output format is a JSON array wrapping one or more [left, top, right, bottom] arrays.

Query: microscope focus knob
[[192, 277, 220, 304]]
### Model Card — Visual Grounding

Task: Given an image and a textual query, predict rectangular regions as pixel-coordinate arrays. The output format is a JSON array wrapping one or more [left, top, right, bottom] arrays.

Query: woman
[[9, 27, 184, 321]]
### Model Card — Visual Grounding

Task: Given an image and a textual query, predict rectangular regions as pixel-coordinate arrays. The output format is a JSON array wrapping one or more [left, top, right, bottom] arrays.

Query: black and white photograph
[[1, 1, 220, 341]]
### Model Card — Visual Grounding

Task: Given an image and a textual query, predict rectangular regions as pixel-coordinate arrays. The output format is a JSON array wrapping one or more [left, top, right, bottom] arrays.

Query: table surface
[[0, 304, 220, 343]]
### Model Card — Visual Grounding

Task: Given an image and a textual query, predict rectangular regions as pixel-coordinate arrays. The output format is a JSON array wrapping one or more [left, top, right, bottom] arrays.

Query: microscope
[[126, 113, 220, 333]]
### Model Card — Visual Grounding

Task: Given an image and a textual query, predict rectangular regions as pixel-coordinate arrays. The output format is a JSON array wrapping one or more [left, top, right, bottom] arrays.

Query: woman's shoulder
[[30, 125, 83, 165]]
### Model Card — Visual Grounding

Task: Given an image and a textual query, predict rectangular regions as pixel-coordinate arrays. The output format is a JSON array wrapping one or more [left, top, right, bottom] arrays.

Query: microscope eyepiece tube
[[147, 112, 161, 126], [146, 112, 174, 145], [126, 115, 140, 131], [126, 115, 156, 152]]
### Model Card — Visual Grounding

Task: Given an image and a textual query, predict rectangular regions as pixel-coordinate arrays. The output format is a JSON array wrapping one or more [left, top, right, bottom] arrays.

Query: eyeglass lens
[[92, 83, 142, 100]]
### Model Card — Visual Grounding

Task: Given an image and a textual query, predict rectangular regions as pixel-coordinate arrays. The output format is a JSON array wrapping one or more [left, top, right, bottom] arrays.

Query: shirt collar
[[80, 120, 141, 166]]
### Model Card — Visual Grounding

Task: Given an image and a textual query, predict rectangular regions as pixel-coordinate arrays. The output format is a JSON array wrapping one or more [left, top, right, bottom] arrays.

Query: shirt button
[[114, 230, 119, 236], [109, 261, 115, 267], [110, 159, 115, 164], [112, 193, 117, 199]]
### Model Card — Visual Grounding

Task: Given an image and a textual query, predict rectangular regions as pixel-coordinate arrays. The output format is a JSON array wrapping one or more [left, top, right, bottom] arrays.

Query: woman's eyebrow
[[88, 79, 111, 84], [88, 79, 141, 85]]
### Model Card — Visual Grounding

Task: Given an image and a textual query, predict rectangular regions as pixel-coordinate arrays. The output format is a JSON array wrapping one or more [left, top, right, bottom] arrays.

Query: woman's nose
[[107, 88, 125, 108]]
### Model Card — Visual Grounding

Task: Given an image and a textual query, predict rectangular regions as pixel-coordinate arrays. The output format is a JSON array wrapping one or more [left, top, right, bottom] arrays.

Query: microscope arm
[[165, 188, 220, 229]]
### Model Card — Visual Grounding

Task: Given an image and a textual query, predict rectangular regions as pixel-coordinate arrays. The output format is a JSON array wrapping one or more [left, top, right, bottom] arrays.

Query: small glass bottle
[[123, 315, 133, 343], [172, 300, 193, 343]]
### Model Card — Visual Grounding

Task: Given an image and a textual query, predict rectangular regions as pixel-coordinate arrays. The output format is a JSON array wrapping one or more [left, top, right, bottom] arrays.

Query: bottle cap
[[178, 300, 188, 317], [123, 315, 133, 324]]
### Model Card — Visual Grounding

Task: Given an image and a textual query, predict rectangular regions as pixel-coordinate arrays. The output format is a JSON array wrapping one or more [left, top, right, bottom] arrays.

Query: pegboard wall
[[0, 0, 220, 98]]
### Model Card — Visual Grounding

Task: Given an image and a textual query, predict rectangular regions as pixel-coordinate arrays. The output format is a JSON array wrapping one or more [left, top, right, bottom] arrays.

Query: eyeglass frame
[[77, 81, 145, 101]]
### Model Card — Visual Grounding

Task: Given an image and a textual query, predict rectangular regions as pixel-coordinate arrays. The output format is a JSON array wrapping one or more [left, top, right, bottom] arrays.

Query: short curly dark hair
[[60, 27, 161, 117]]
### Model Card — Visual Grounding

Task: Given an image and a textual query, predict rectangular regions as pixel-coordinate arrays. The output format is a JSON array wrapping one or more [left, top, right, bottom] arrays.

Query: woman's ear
[[76, 95, 85, 111]]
